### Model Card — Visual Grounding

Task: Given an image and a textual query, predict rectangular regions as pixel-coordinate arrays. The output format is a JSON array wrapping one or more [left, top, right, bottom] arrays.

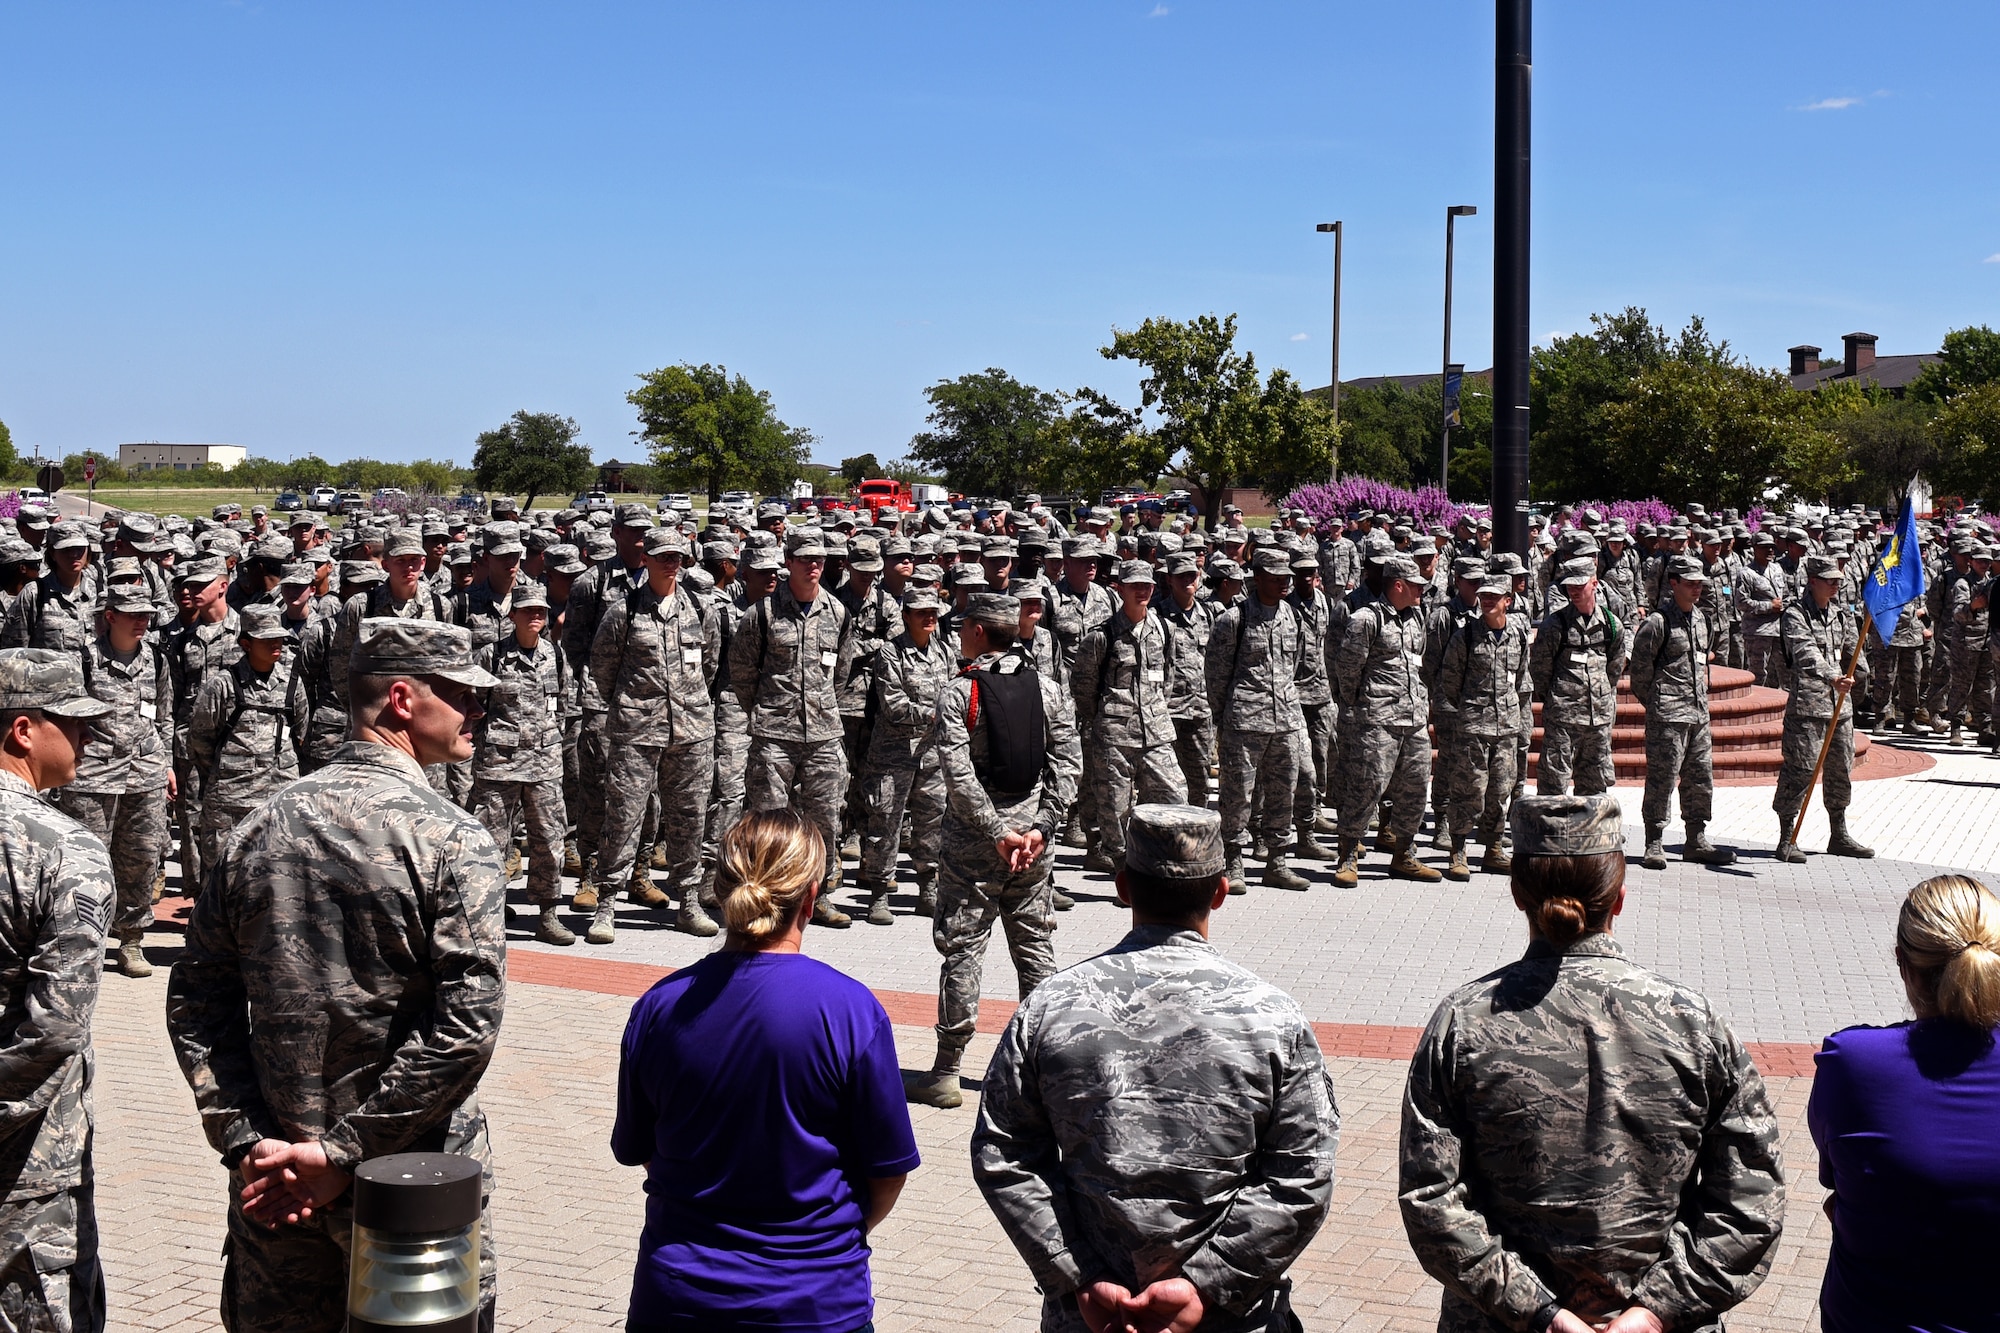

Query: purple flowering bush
[[1286, 478, 1695, 536]]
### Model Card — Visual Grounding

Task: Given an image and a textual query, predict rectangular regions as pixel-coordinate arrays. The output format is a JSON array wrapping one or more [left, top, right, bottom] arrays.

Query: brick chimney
[[1842, 332, 1878, 377], [1788, 344, 1822, 377]]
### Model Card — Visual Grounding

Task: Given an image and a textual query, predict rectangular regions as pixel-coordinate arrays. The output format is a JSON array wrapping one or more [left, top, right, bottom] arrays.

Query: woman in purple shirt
[[614, 809, 920, 1332], [1809, 873, 2000, 1333]]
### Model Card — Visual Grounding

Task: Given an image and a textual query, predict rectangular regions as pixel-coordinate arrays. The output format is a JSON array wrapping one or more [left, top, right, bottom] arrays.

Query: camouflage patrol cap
[[1125, 803, 1227, 880], [966, 593, 1020, 628], [1805, 554, 1842, 581], [880, 535, 913, 559], [1061, 536, 1099, 559], [174, 556, 228, 587], [1289, 548, 1319, 572], [948, 564, 989, 591], [1668, 555, 1708, 583], [104, 585, 156, 616], [642, 527, 689, 557], [784, 527, 827, 559], [1207, 557, 1243, 581], [0, 648, 111, 719], [104, 556, 144, 583], [117, 513, 170, 553], [14, 506, 50, 533], [279, 561, 315, 587], [288, 511, 317, 530], [1510, 793, 1624, 858], [342, 559, 390, 587], [1013, 577, 1047, 603], [525, 526, 559, 554], [1249, 548, 1293, 576], [740, 545, 781, 573], [615, 503, 655, 529], [1557, 559, 1598, 587], [901, 587, 943, 613], [352, 617, 498, 687], [382, 529, 425, 559], [1113, 559, 1155, 585], [848, 538, 884, 573], [1487, 552, 1526, 577], [910, 562, 943, 586], [1381, 552, 1423, 584], [544, 544, 588, 575], [1452, 557, 1488, 581], [0, 538, 37, 567], [1163, 551, 1199, 575], [1477, 573, 1514, 597], [508, 583, 550, 611], [1751, 531, 1776, 548], [238, 604, 290, 641], [481, 522, 525, 557], [47, 521, 90, 551]]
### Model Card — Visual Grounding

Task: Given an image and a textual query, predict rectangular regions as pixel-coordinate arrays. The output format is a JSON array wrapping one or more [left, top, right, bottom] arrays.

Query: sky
[[3, 1, 1997, 469]]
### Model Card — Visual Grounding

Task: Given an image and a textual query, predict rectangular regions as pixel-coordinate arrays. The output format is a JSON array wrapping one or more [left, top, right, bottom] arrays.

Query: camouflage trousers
[[1868, 643, 1922, 720], [857, 756, 944, 889], [1293, 701, 1334, 824], [1091, 732, 1189, 868], [573, 711, 612, 868], [840, 713, 872, 840], [1216, 728, 1300, 846], [700, 713, 752, 885], [931, 809, 1056, 1070], [1722, 618, 1745, 671], [1640, 718, 1714, 830], [746, 736, 848, 887], [54, 788, 166, 939], [1537, 719, 1615, 796], [599, 739, 714, 899], [471, 775, 568, 905], [1443, 730, 1517, 848], [560, 714, 581, 837], [195, 802, 256, 881], [1775, 710, 1854, 817], [174, 758, 202, 900], [1171, 714, 1214, 809], [1944, 640, 1992, 728], [219, 1172, 495, 1333], [1743, 635, 1784, 690], [1338, 723, 1429, 847], [0, 1185, 102, 1333]]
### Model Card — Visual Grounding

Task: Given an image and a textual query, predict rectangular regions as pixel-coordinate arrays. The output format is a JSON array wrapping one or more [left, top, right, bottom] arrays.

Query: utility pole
[[1440, 205, 1477, 497], [1492, 0, 1532, 557], [1316, 221, 1343, 482]]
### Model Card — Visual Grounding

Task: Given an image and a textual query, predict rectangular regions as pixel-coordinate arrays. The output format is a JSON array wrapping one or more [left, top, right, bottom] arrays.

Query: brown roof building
[[1788, 332, 1939, 395]]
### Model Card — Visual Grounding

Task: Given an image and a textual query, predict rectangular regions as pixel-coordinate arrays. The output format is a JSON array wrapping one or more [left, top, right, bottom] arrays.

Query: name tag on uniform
[[1146, 669, 1165, 684], [548, 696, 560, 715], [140, 702, 158, 720], [682, 647, 702, 666], [821, 650, 838, 668]]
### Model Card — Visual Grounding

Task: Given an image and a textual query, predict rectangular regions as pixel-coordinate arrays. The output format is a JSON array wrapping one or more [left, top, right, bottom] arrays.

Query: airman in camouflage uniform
[[1629, 558, 1735, 870], [468, 583, 575, 947], [1734, 535, 1787, 689], [185, 606, 309, 879], [1941, 543, 1992, 744], [699, 543, 775, 902], [0, 650, 115, 1332], [1287, 551, 1337, 855], [1152, 551, 1218, 808], [905, 594, 1080, 1110], [1433, 574, 1530, 880], [54, 585, 173, 978], [729, 527, 855, 925], [972, 804, 1338, 1333], [165, 618, 507, 1333], [1206, 548, 1306, 892], [1400, 794, 1785, 1333], [1331, 552, 1437, 886], [561, 505, 653, 903], [300, 530, 449, 772], [1529, 562, 1627, 797], [1051, 537, 1115, 849], [1866, 597, 1927, 733], [1774, 554, 1873, 863], [855, 588, 954, 923], [1073, 562, 1187, 876], [836, 537, 897, 853], [587, 528, 721, 943], [1, 522, 95, 654]]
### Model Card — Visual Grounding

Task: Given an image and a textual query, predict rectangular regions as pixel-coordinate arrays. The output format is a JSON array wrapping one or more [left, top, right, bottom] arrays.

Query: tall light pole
[[1315, 221, 1343, 483], [1493, 0, 1531, 556], [1440, 204, 1477, 497]]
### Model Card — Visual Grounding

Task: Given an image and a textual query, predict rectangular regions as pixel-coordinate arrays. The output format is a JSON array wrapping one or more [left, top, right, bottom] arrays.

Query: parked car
[[719, 490, 755, 509], [657, 493, 693, 516], [572, 491, 614, 514], [371, 487, 407, 510], [451, 491, 485, 514], [17, 487, 48, 505], [309, 486, 340, 511], [275, 491, 303, 511], [335, 491, 366, 516]]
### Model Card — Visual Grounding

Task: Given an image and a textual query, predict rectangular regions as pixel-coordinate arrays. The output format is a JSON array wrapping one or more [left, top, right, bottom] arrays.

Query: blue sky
[[3, 1, 1995, 469]]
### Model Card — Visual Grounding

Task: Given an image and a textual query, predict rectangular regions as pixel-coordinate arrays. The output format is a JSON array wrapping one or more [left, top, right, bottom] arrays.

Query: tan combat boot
[[679, 890, 720, 937], [534, 905, 576, 946], [114, 933, 153, 978], [1388, 846, 1443, 883], [629, 864, 672, 909], [1444, 845, 1472, 882], [1480, 844, 1513, 875], [562, 839, 583, 876], [1331, 839, 1362, 889], [585, 902, 617, 945]]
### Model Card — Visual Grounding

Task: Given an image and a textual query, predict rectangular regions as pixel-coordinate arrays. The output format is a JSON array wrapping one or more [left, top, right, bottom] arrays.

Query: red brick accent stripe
[[503, 949, 1822, 1074]]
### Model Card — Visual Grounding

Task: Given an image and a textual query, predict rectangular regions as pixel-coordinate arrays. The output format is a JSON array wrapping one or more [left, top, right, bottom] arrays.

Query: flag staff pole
[[1789, 606, 1871, 847]]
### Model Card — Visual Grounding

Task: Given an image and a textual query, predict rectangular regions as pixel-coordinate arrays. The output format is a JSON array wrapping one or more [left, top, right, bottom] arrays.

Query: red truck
[[853, 478, 917, 523]]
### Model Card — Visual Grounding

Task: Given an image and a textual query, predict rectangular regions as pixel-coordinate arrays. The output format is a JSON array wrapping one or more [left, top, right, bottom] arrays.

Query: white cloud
[[1985, 253, 2000, 265], [1148, 4, 1169, 15], [1799, 95, 1864, 111], [1290, 332, 1310, 342]]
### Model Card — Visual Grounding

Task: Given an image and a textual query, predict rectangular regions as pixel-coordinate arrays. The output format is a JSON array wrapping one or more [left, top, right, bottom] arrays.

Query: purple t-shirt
[[613, 950, 920, 1332], [1808, 1020, 2000, 1332]]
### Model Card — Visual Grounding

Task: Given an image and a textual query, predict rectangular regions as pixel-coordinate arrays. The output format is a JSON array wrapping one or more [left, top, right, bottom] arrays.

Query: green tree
[[406, 458, 472, 498], [908, 369, 1064, 497], [472, 411, 595, 512], [1928, 382, 2000, 504], [1331, 372, 1494, 498], [283, 454, 335, 488], [1045, 388, 1163, 501], [0, 419, 16, 478], [840, 453, 881, 488], [1911, 325, 2000, 404], [629, 363, 808, 504], [1239, 368, 1340, 501], [1809, 381, 1933, 506]]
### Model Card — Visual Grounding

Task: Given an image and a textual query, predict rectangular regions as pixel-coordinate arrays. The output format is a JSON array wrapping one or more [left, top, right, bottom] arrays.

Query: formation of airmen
[[0, 480, 1973, 1329], [0, 487, 1979, 985]]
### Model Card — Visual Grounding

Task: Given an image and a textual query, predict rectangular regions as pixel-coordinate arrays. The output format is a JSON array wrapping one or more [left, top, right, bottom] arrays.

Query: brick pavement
[[93, 949, 1835, 1332]]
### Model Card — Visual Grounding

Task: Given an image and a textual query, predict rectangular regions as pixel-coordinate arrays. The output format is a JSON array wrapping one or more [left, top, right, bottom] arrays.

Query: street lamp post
[[1315, 221, 1343, 483], [1440, 204, 1477, 497], [1493, 0, 1532, 557]]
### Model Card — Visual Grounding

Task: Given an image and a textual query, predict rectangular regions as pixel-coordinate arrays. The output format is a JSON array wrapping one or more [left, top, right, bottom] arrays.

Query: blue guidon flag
[[1862, 495, 1926, 625]]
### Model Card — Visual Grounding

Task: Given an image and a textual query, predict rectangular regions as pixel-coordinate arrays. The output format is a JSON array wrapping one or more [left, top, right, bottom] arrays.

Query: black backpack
[[963, 654, 1046, 802]]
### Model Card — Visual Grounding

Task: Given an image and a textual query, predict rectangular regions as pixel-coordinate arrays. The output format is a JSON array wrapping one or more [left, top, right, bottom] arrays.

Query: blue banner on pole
[[1442, 370, 1463, 428], [1862, 498, 1926, 624]]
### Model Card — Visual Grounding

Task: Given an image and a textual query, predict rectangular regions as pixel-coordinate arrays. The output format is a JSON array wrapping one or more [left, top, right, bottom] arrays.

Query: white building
[[117, 443, 248, 473]]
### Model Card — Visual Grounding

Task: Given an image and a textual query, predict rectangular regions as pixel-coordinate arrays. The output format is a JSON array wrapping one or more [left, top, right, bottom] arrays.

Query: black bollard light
[[348, 1153, 483, 1333]]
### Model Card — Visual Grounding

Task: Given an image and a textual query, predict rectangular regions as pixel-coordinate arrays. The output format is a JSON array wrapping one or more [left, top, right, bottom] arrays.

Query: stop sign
[[84, 456, 96, 484]]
